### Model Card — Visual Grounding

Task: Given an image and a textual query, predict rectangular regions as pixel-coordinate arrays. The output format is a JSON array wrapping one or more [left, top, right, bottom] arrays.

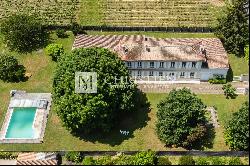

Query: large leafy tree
[[0, 14, 49, 53], [215, 0, 249, 56], [53, 48, 137, 134], [156, 88, 207, 149], [0, 54, 26, 82], [225, 101, 249, 151]]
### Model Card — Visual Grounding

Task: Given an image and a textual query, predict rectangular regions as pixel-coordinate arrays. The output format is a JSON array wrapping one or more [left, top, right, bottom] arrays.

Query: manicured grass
[[0, 90, 247, 151], [86, 31, 216, 38], [228, 54, 249, 76]]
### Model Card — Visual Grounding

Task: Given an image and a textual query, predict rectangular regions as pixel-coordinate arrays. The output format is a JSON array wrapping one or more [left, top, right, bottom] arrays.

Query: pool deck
[[0, 91, 52, 144]]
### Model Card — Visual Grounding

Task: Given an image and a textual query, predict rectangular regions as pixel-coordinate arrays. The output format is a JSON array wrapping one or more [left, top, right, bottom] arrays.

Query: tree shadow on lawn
[[72, 89, 151, 146], [191, 123, 216, 150]]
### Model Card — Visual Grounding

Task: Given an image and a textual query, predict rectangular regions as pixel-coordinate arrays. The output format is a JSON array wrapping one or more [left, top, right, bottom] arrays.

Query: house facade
[[73, 35, 229, 82]]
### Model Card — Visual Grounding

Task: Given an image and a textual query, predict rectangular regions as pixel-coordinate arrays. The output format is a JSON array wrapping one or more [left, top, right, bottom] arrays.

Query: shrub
[[0, 54, 26, 82], [56, 29, 67, 38], [225, 101, 249, 151], [0, 14, 49, 53], [195, 157, 210, 165], [95, 156, 114, 165], [228, 157, 243, 165], [156, 88, 207, 149], [52, 48, 137, 134], [132, 151, 157, 165], [222, 83, 237, 99], [210, 157, 226, 165], [0, 152, 18, 159], [45, 44, 64, 61], [82, 156, 96, 165], [157, 156, 172, 165], [65, 151, 84, 163], [208, 75, 226, 84], [178, 156, 195, 165]]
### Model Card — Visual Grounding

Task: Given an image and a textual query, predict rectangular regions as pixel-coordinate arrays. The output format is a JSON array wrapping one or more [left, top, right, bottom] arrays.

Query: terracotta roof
[[17, 153, 58, 165], [73, 35, 229, 69]]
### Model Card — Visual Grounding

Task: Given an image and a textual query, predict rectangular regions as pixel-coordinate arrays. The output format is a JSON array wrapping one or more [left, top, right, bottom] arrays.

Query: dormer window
[[145, 37, 148, 41], [123, 46, 128, 54]]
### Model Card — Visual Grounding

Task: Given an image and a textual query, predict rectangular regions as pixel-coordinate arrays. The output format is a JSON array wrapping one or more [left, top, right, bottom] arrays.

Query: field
[[0, 0, 225, 27], [0, 31, 248, 151], [0, 0, 79, 25]]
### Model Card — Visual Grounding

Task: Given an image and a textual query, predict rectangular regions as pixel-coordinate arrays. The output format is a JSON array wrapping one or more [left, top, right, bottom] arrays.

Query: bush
[[178, 156, 195, 165], [56, 29, 67, 38], [222, 83, 237, 99], [0, 152, 18, 159], [195, 157, 210, 165], [45, 44, 64, 61], [225, 101, 249, 151], [65, 152, 84, 163], [131, 151, 157, 165], [0, 54, 26, 82], [52, 48, 137, 134], [210, 157, 226, 165], [82, 156, 96, 165], [0, 14, 49, 53], [208, 75, 226, 84], [157, 156, 172, 165], [95, 156, 114, 165], [156, 88, 207, 149], [228, 157, 243, 165]]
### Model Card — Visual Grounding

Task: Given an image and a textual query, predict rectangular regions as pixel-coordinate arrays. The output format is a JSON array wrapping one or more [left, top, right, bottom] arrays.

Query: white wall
[[200, 68, 228, 81]]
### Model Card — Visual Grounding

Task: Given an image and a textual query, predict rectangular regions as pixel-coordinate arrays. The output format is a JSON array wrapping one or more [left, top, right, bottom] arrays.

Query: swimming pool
[[5, 107, 37, 139]]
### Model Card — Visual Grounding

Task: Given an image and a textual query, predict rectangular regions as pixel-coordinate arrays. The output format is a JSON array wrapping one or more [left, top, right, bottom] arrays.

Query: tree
[[0, 14, 49, 53], [71, 22, 86, 36], [45, 44, 64, 61], [156, 88, 207, 149], [215, 0, 249, 56], [225, 101, 249, 151], [0, 54, 26, 82], [222, 83, 237, 99], [52, 48, 137, 134], [178, 156, 195, 165]]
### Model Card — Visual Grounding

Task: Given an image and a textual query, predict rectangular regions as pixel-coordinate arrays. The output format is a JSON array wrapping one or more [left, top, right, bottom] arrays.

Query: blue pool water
[[5, 107, 37, 139]]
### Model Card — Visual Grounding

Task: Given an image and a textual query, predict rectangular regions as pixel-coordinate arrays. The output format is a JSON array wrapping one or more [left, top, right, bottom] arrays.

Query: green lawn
[[0, 31, 248, 151], [0, 90, 247, 151]]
